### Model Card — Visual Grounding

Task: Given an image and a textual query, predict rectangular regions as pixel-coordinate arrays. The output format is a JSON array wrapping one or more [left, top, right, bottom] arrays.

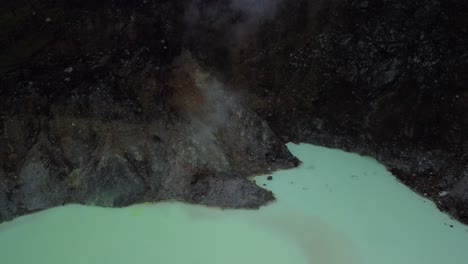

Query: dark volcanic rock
[[1, 0, 467, 224], [0, 50, 297, 221], [0, 0, 299, 222], [219, 0, 468, 223]]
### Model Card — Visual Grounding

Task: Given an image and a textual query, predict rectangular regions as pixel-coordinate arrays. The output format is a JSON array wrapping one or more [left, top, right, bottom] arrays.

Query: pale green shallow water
[[1, 143, 468, 264]]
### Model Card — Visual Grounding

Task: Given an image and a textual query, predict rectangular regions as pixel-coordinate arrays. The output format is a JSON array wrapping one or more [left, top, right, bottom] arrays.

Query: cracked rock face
[[222, 0, 468, 223], [0, 0, 301, 222], [0, 48, 298, 221], [1, 0, 467, 224]]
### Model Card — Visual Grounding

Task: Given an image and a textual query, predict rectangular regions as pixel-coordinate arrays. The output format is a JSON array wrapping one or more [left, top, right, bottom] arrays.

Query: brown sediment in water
[[256, 210, 361, 264]]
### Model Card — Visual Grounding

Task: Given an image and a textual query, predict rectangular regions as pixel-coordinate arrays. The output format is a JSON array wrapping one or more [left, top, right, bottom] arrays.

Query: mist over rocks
[[186, 0, 284, 35], [1, 0, 467, 224], [0, 38, 298, 221]]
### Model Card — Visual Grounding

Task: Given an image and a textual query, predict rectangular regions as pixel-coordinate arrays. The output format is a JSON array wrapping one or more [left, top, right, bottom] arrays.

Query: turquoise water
[[1, 143, 467, 264]]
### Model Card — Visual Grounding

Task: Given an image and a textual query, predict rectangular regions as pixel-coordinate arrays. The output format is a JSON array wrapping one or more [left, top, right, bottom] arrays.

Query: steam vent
[[1, 1, 467, 263]]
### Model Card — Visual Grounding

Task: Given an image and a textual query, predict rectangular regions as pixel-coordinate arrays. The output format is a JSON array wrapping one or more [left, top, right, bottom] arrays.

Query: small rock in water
[[267, 176, 273, 180]]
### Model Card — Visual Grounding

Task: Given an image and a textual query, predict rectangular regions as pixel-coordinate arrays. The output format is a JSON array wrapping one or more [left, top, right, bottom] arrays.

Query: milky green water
[[1, 143, 468, 264]]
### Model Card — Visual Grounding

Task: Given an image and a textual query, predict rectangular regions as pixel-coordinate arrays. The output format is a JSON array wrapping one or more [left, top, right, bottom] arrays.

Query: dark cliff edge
[[0, 0, 302, 222], [1, 0, 467, 224]]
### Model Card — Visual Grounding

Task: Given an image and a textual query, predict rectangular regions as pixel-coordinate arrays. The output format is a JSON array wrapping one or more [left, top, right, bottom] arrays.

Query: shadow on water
[[254, 209, 361, 264], [181, 204, 361, 264]]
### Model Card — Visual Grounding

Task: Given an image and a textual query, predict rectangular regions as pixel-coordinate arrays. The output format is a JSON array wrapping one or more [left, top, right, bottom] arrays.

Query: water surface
[[1, 143, 467, 264]]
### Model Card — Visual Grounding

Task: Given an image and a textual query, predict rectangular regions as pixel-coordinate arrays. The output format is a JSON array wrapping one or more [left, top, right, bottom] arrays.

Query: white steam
[[230, 0, 283, 20], [186, 0, 284, 38], [230, 0, 283, 37]]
